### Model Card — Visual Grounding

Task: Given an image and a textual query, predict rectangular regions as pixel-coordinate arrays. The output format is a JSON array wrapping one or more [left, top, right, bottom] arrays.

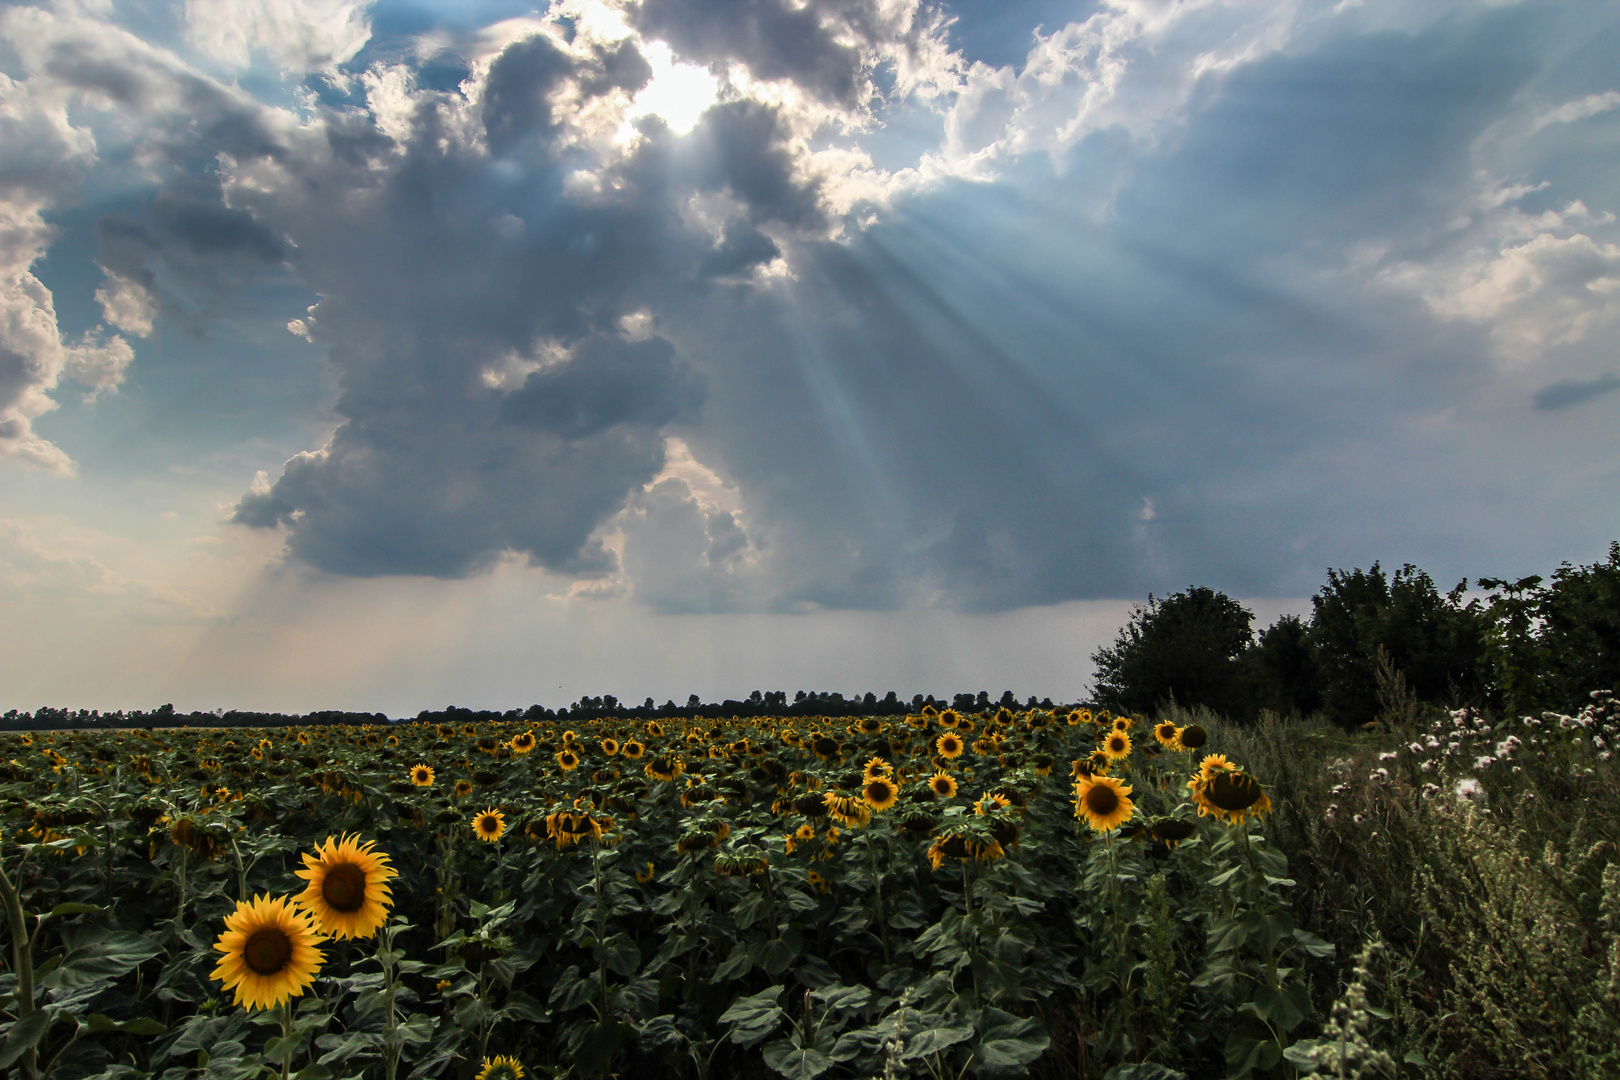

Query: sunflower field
[[2, 696, 1618, 1080]]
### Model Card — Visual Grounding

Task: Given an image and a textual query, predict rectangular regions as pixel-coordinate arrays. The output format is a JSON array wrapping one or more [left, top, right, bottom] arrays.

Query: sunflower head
[[1074, 775, 1135, 833], [453, 779, 474, 798], [472, 808, 506, 842], [1153, 721, 1182, 749], [937, 709, 960, 729], [1179, 723, 1208, 749], [935, 733, 965, 759], [409, 764, 435, 786], [1103, 731, 1132, 761], [509, 732, 536, 755], [476, 1056, 525, 1080], [862, 756, 893, 782], [1087, 749, 1113, 774], [929, 771, 958, 799], [210, 894, 325, 1010], [556, 750, 580, 771], [293, 834, 397, 939], [601, 738, 620, 756], [621, 740, 645, 759], [862, 776, 900, 811]]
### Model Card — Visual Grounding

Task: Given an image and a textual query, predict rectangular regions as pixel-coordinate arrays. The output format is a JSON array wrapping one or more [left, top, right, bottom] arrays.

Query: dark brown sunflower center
[[1208, 773, 1262, 811], [865, 782, 892, 803], [932, 778, 952, 794], [243, 928, 293, 975], [479, 816, 500, 834], [1109, 737, 1126, 752], [1086, 786, 1120, 816], [321, 864, 367, 913]]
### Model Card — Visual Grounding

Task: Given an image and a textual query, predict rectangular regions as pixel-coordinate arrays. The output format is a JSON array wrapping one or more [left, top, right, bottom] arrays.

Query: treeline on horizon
[[1093, 540, 1620, 728], [7, 541, 1615, 733]]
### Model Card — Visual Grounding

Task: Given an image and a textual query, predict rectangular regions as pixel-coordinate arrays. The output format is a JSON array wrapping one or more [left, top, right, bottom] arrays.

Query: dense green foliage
[[1091, 543, 1620, 726]]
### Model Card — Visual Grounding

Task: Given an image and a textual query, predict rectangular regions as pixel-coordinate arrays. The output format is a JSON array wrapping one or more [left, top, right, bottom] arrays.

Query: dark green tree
[[1532, 541, 1620, 710], [1090, 587, 1256, 717], [1308, 563, 1492, 728], [1245, 614, 1322, 718]]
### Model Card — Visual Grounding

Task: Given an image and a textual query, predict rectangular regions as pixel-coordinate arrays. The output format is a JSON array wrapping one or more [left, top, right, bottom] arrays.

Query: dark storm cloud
[[212, 22, 828, 580], [631, 0, 866, 107], [1534, 373, 1620, 412]]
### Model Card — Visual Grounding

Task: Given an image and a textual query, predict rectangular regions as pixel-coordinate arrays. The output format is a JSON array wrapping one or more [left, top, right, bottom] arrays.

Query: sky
[[1, 0, 1616, 716]]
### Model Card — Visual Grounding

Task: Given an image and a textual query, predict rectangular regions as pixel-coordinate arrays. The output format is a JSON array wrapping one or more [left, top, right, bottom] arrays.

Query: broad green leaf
[[1291, 929, 1336, 959], [86, 1014, 166, 1036], [41, 928, 162, 990], [903, 1023, 974, 1060], [719, 985, 785, 1049], [762, 1037, 834, 1080], [974, 1008, 1050, 1072], [1103, 1065, 1188, 1080], [0, 1010, 51, 1069]]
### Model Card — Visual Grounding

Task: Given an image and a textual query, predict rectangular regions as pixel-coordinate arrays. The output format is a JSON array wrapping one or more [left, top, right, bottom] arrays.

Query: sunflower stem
[[278, 999, 294, 1080], [866, 830, 891, 965], [0, 854, 41, 1080]]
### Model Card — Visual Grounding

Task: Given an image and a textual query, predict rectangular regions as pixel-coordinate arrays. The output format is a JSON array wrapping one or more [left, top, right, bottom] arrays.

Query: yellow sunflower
[[795, 823, 817, 841], [862, 776, 900, 811], [929, 771, 958, 798], [556, 749, 580, 772], [1153, 721, 1182, 750], [453, 779, 474, 798], [1074, 775, 1135, 833], [210, 894, 325, 1010], [476, 1056, 524, 1080], [472, 808, 506, 842], [601, 738, 620, 756], [409, 764, 435, 787], [862, 757, 893, 782], [1102, 730, 1132, 761], [1113, 715, 1133, 733], [509, 732, 536, 755], [938, 709, 961, 729], [621, 740, 645, 760], [1087, 749, 1113, 774], [293, 834, 397, 939], [935, 733, 965, 759]]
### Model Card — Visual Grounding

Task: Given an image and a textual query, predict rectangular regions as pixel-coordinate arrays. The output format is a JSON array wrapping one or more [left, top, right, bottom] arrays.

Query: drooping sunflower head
[[409, 764, 435, 787], [210, 894, 325, 1010], [472, 808, 506, 842], [475, 1056, 525, 1080], [453, 779, 474, 798], [1179, 723, 1208, 749], [556, 750, 580, 772], [862, 776, 900, 811], [929, 771, 958, 799], [1073, 775, 1135, 833], [509, 732, 536, 755], [293, 834, 397, 939], [975, 792, 1013, 815], [1102, 731, 1132, 761], [1153, 721, 1182, 749], [859, 717, 883, 735], [621, 740, 645, 759], [812, 736, 841, 760], [935, 733, 964, 759], [1087, 749, 1113, 774]]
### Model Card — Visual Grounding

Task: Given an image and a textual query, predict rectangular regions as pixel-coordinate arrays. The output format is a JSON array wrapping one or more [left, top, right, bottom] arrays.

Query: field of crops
[[1, 698, 1617, 1080]]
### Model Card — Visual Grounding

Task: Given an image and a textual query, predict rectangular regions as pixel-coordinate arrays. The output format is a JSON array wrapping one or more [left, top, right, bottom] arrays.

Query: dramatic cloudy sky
[[1, 0, 1616, 714]]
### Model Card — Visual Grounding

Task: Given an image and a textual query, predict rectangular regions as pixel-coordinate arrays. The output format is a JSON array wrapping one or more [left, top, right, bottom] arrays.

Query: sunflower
[[476, 1056, 525, 1080], [472, 808, 506, 842], [601, 738, 620, 756], [293, 834, 397, 939], [1153, 721, 1182, 750], [1102, 731, 1132, 761], [556, 749, 580, 772], [806, 870, 830, 893], [935, 733, 965, 759], [1112, 716, 1133, 733], [929, 771, 958, 798], [858, 717, 883, 735], [1074, 775, 1135, 833], [645, 722, 665, 737], [862, 757, 893, 782], [509, 732, 536, 755], [453, 780, 474, 798], [621, 740, 645, 760], [975, 792, 1012, 814], [644, 756, 684, 782], [210, 894, 325, 1011], [409, 764, 435, 787], [862, 776, 900, 811], [1178, 723, 1208, 749], [794, 823, 817, 842], [811, 736, 840, 760], [1087, 749, 1113, 774], [937, 709, 961, 729]]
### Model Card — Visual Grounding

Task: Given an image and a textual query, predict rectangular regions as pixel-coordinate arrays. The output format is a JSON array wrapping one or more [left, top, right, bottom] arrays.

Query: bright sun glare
[[625, 40, 720, 136]]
